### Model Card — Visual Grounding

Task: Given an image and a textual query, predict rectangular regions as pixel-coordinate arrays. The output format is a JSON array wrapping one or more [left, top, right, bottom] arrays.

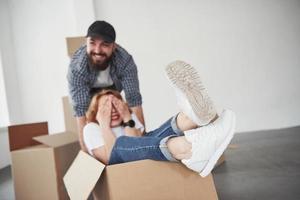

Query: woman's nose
[[111, 105, 117, 113]]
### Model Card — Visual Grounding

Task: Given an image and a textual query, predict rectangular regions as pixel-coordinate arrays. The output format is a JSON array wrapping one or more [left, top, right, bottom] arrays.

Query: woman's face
[[99, 94, 123, 128], [110, 99, 123, 127]]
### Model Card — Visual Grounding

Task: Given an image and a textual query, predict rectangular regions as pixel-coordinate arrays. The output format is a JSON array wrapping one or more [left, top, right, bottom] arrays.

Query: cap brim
[[86, 33, 114, 43]]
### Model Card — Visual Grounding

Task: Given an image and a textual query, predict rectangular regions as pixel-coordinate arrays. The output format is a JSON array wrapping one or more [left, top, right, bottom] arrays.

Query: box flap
[[8, 122, 48, 151], [33, 131, 78, 148], [63, 151, 105, 200], [66, 36, 85, 57], [53, 142, 80, 200]]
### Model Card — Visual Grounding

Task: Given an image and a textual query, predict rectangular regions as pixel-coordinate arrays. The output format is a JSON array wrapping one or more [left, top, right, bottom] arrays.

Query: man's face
[[86, 36, 115, 70]]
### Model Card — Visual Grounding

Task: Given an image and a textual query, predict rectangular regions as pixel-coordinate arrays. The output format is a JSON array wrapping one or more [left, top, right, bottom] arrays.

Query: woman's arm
[[112, 97, 143, 137], [95, 96, 116, 164], [123, 114, 143, 136], [92, 127, 116, 164], [123, 126, 143, 137]]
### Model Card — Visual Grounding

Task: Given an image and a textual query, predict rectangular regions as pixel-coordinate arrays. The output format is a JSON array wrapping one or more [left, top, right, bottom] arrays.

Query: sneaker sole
[[199, 111, 236, 177], [166, 61, 216, 125]]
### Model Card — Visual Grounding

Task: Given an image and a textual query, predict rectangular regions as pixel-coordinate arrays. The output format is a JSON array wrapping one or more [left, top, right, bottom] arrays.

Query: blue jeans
[[108, 114, 184, 165]]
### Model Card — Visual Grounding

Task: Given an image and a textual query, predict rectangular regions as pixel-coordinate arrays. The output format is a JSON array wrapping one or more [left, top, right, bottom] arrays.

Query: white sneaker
[[181, 109, 236, 177], [165, 60, 217, 126]]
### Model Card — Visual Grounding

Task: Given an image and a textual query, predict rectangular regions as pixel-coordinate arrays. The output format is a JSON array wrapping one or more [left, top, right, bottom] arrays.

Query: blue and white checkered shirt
[[67, 44, 142, 117]]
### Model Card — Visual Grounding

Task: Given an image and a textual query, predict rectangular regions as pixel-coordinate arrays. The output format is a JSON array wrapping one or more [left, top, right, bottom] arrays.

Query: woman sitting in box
[[83, 61, 236, 177]]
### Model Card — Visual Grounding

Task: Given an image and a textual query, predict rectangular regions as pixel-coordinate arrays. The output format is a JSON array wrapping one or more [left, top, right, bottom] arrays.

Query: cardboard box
[[62, 96, 78, 134], [8, 122, 80, 200], [66, 36, 85, 58], [64, 151, 219, 200]]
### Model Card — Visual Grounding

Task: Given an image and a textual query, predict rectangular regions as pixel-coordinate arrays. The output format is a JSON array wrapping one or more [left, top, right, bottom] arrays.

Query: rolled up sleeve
[[67, 66, 91, 117]]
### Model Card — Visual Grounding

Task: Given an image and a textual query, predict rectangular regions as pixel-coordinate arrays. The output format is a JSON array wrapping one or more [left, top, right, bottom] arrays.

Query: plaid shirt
[[67, 44, 142, 117]]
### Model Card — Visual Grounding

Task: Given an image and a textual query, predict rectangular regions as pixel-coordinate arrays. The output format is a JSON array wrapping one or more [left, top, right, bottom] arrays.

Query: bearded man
[[67, 21, 145, 152]]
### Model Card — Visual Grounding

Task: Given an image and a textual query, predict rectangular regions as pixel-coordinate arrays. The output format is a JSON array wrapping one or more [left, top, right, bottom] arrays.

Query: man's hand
[[131, 106, 145, 132]]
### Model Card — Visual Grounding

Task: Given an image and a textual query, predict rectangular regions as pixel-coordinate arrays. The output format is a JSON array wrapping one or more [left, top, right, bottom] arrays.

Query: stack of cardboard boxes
[[8, 37, 225, 200], [8, 122, 79, 200]]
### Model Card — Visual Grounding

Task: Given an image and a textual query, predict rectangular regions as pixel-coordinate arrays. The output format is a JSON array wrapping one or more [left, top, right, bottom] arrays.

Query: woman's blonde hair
[[86, 89, 124, 123]]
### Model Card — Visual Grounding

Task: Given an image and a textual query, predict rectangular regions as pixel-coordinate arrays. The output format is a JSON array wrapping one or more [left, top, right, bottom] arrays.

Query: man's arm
[[119, 55, 145, 126], [131, 105, 145, 132], [67, 48, 91, 151], [76, 116, 88, 152]]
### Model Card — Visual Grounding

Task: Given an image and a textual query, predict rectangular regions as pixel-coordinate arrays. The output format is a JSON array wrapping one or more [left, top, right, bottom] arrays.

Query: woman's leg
[[109, 110, 236, 178], [144, 111, 209, 139], [145, 111, 214, 139], [109, 136, 171, 165], [176, 112, 218, 131], [175, 112, 198, 131], [144, 116, 183, 138], [108, 135, 194, 165], [166, 136, 192, 160]]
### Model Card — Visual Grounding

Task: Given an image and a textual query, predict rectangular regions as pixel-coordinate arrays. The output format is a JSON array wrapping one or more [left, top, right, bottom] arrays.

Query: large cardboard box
[[8, 122, 80, 200], [64, 151, 219, 200]]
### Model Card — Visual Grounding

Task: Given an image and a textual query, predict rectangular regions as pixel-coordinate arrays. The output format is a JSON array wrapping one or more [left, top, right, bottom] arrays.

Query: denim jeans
[[108, 114, 184, 165]]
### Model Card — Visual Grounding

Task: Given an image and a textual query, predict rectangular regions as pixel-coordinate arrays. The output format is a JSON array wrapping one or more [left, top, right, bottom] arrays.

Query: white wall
[[0, 0, 23, 125], [3, 0, 74, 133], [94, 0, 300, 132], [0, 0, 20, 169], [0, 52, 9, 127], [2, 0, 95, 133], [0, 0, 94, 168]]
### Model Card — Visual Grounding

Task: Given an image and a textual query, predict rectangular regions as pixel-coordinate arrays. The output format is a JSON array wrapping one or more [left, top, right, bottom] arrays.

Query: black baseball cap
[[86, 21, 116, 43]]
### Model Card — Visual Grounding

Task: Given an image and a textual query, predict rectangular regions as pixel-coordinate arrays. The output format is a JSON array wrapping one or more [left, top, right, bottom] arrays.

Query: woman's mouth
[[111, 114, 120, 121]]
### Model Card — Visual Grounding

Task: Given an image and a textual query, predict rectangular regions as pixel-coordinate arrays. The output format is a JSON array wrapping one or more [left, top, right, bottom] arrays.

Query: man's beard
[[87, 53, 112, 71]]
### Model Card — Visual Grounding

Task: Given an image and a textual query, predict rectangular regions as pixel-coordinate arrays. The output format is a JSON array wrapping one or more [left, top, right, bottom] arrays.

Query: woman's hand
[[111, 96, 131, 121], [96, 96, 112, 130]]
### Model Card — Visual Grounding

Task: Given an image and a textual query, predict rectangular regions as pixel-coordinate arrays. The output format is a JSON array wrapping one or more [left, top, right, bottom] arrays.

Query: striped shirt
[[67, 44, 142, 117]]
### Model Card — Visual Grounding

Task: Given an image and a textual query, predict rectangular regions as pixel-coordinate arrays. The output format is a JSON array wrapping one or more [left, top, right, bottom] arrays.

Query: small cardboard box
[[8, 122, 80, 200], [66, 36, 85, 58], [64, 151, 219, 200]]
